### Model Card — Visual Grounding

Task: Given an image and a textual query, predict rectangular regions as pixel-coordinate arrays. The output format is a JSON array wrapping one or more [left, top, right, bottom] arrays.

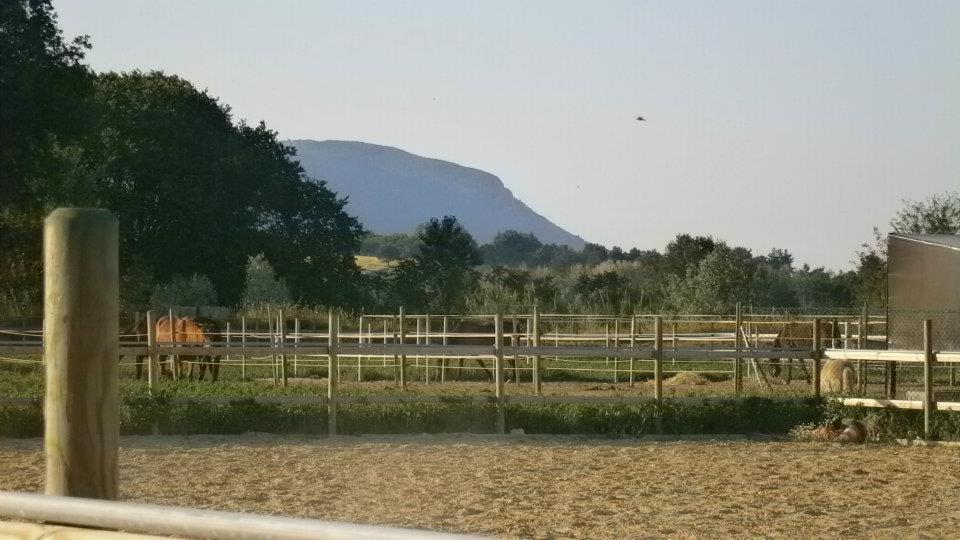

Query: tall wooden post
[[224, 321, 231, 372], [923, 319, 935, 440], [494, 313, 505, 434], [812, 318, 821, 398], [654, 316, 663, 401], [532, 306, 542, 395], [612, 320, 619, 383], [293, 317, 300, 378], [240, 316, 247, 380], [441, 316, 449, 383], [146, 310, 158, 391], [356, 316, 362, 382], [734, 303, 743, 395], [512, 313, 519, 384], [44, 208, 119, 499], [279, 310, 288, 387], [629, 315, 636, 387], [424, 315, 431, 384], [168, 307, 177, 380], [398, 306, 407, 389], [415, 317, 422, 372], [268, 310, 277, 385], [328, 312, 339, 436]]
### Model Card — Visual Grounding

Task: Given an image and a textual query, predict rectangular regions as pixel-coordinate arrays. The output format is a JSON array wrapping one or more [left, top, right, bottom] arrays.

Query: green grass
[[3, 362, 959, 440]]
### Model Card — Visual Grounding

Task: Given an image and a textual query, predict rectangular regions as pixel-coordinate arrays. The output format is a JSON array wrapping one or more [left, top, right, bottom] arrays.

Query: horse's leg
[[197, 356, 206, 381], [211, 356, 220, 382], [456, 358, 465, 381]]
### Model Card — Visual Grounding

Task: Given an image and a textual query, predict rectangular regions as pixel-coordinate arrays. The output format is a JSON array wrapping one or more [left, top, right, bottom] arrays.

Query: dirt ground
[[3, 435, 959, 539]]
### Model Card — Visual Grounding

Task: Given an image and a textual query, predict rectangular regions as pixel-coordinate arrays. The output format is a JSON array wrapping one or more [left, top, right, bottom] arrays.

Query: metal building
[[887, 234, 960, 351]]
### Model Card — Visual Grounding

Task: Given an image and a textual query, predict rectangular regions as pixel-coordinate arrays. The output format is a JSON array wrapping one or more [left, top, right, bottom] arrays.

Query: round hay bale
[[665, 371, 708, 386], [820, 359, 855, 395]]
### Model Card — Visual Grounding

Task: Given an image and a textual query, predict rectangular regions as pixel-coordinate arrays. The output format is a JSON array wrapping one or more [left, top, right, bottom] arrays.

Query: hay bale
[[665, 371, 708, 386], [820, 359, 855, 395]]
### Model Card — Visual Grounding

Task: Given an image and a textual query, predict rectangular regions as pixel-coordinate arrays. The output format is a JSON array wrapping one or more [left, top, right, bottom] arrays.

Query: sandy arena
[[2, 434, 959, 539]]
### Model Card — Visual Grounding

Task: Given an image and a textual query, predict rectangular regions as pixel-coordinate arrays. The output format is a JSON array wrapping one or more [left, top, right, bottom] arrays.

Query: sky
[[55, 1, 959, 270]]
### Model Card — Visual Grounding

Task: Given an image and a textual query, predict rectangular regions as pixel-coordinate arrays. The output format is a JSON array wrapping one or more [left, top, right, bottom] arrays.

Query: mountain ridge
[[287, 139, 586, 248]]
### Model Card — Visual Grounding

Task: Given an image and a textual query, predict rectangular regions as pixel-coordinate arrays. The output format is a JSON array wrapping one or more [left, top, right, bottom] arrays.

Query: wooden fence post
[[293, 317, 300, 378], [328, 312, 339, 436], [44, 208, 119, 499], [399, 306, 407, 389], [356, 316, 362, 382], [224, 321, 231, 373], [168, 308, 177, 380], [146, 310, 157, 391], [512, 313, 519, 384], [441, 316, 449, 383], [923, 319, 935, 440], [612, 320, 619, 383], [279, 309, 288, 387], [424, 315, 431, 384], [268, 309, 277, 385], [240, 316, 247, 380], [532, 306, 542, 395], [494, 313, 505, 434], [629, 315, 636, 387], [734, 303, 743, 395], [654, 316, 663, 401], [416, 316, 422, 372], [812, 318, 821, 398]]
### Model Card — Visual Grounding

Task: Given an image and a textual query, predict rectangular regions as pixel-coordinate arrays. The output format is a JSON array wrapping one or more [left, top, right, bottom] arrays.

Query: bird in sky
[[636, 115, 645, 121]]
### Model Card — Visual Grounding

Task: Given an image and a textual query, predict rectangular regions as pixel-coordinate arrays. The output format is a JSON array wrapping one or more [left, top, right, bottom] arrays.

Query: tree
[[889, 191, 960, 234], [480, 230, 542, 266], [150, 274, 218, 308], [663, 234, 716, 278], [764, 248, 794, 270], [241, 254, 291, 307], [53, 70, 363, 306], [389, 216, 481, 312], [581, 243, 609, 266], [665, 244, 756, 313], [0, 0, 95, 311]]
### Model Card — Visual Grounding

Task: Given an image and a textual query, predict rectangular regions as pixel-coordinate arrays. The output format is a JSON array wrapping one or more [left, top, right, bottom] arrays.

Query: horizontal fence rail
[[0, 491, 477, 540]]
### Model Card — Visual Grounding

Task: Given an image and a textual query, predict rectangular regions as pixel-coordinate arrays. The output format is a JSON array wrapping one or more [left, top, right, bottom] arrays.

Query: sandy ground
[[2, 435, 959, 539]]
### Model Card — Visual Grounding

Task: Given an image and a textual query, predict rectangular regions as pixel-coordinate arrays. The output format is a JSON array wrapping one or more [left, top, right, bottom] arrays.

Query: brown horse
[[769, 320, 842, 382], [156, 315, 220, 381], [120, 315, 220, 381], [442, 318, 521, 382]]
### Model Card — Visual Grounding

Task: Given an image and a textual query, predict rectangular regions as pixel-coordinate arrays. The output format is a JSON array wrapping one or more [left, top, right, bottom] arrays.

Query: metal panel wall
[[887, 236, 960, 350]]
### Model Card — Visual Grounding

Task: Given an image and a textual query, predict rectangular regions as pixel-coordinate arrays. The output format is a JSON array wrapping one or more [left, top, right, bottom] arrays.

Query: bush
[[3, 398, 956, 441]]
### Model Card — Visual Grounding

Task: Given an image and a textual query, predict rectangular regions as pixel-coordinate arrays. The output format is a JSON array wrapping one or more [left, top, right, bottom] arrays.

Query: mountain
[[287, 140, 586, 248]]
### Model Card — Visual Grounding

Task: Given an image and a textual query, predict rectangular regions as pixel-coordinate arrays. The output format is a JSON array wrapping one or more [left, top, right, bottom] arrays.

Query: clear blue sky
[[55, 0, 959, 269]]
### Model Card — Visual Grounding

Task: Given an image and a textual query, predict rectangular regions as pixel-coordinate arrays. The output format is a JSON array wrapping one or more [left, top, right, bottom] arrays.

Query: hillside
[[287, 140, 585, 248]]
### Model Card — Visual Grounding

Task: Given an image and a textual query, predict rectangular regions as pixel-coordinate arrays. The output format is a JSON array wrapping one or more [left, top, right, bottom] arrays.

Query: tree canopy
[[0, 1, 365, 313]]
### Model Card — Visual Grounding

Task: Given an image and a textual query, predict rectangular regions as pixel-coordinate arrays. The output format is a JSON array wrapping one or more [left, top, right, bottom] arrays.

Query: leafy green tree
[[241, 254, 291, 307], [663, 234, 716, 278], [0, 0, 95, 310], [573, 270, 631, 311], [480, 230, 542, 266], [665, 244, 756, 313], [67, 71, 364, 306], [889, 191, 960, 234], [150, 274, 218, 308], [792, 265, 854, 310], [389, 216, 481, 312]]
